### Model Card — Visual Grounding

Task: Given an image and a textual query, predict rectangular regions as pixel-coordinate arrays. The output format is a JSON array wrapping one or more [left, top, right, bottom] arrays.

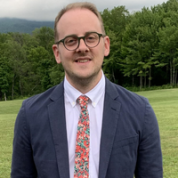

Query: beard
[[59, 51, 104, 92], [65, 65, 102, 86]]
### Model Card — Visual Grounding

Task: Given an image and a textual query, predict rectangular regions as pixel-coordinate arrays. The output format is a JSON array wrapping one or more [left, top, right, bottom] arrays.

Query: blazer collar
[[48, 78, 121, 178], [99, 77, 121, 178], [48, 81, 70, 178], [49, 81, 64, 101]]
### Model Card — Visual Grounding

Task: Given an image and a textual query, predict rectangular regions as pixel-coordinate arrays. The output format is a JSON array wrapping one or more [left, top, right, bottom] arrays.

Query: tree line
[[0, 0, 178, 101]]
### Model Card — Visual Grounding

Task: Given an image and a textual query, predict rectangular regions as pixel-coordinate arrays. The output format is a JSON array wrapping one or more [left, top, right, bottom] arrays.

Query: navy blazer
[[11, 78, 163, 178]]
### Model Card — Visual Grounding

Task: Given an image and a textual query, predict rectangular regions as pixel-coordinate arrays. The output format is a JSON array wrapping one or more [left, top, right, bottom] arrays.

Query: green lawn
[[0, 99, 23, 178], [0, 89, 178, 177], [136, 89, 178, 178]]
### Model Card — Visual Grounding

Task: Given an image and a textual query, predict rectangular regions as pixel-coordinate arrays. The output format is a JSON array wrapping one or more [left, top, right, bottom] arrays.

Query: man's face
[[52, 8, 110, 87]]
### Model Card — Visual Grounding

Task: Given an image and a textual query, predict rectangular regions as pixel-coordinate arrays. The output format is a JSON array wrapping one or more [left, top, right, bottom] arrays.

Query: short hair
[[54, 2, 105, 42]]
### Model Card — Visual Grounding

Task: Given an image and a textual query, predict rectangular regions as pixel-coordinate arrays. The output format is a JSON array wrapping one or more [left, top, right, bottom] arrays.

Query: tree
[[0, 33, 11, 100], [27, 46, 52, 93], [101, 6, 130, 84], [0, 57, 9, 101], [155, 0, 178, 85], [122, 7, 163, 88]]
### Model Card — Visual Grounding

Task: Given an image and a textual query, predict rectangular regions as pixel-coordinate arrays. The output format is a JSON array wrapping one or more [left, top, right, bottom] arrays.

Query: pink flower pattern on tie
[[74, 95, 90, 178]]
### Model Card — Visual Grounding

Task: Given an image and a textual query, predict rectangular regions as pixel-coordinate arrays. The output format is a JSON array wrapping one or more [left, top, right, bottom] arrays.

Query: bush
[[124, 84, 178, 92]]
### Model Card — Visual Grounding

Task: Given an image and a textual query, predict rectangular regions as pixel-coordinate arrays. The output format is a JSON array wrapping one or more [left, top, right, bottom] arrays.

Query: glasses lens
[[85, 33, 99, 48], [64, 36, 78, 50]]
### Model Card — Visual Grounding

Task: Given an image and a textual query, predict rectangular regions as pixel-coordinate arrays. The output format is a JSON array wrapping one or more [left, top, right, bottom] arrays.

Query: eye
[[85, 33, 98, 43], [65, 36, 77, 46]]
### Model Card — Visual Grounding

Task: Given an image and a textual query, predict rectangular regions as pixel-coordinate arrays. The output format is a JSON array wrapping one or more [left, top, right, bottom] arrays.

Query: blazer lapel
[[99, 78, 121, 178], [46, 78, 121, 178], [48, 82, 70, 178]]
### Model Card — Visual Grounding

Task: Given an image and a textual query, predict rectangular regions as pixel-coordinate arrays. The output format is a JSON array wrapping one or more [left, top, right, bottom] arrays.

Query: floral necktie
[[74, 95, 90, 178]]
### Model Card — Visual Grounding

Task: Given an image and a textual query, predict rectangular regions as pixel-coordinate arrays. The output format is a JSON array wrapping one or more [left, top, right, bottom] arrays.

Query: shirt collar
[[64, 72, 105, 108]]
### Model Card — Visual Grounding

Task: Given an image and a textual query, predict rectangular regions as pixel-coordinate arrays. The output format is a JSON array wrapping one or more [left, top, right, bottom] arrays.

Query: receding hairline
[[54, 2, 105, 41]]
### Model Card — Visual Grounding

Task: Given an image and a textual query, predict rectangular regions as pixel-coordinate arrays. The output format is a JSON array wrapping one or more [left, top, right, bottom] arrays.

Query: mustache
[[74, 52, 93, 59]]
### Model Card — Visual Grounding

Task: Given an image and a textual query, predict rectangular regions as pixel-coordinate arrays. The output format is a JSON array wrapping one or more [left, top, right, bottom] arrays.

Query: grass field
[[136, 89, 178, 178], [0, 99, 23, 178], [0, 89, 178, 177]]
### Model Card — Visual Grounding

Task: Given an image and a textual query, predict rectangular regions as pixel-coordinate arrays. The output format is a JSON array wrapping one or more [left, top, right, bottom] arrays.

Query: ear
[[52, 44, 61, 64], [104, 36, 110, 57]]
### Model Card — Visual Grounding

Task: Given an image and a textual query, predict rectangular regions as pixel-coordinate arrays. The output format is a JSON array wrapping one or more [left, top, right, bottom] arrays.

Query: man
[[11, 2, 163, 178]]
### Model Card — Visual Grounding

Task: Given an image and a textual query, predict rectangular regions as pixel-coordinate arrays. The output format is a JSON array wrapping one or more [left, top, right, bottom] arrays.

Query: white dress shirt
[[64, 73, 105, 178]]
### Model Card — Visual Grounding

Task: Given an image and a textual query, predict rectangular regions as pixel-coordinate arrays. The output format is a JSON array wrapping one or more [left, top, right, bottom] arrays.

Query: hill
[[0, 18, 54, 34]]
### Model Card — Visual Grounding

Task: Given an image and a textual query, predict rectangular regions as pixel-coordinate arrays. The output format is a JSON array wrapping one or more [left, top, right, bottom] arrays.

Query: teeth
[[78, 59, 88, 63]]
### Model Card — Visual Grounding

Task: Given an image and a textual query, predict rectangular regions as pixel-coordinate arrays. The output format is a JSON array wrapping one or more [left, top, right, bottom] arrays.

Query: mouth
[[75, 57, 91, 63]]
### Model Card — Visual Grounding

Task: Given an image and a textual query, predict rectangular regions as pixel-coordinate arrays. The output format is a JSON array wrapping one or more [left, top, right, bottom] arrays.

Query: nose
[[76, 38, 89, 52]]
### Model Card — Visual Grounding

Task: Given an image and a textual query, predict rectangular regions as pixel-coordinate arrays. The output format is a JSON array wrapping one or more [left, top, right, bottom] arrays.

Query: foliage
[[101, 0, 178, 88], [0, 0, 178, 100], [101, 6, 130, 83], [0, 27, 65, 100], [125, 84, 178, 92]]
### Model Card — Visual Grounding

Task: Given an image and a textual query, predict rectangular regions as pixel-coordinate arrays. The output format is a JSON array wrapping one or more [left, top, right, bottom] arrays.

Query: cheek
[[59, 51, 70, 62], [59, 52, 73, 69], [97, 47, 105, 61]]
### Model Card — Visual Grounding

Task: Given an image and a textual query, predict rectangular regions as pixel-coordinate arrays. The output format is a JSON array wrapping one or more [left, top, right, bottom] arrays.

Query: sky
[[0, 0, 168, 21]]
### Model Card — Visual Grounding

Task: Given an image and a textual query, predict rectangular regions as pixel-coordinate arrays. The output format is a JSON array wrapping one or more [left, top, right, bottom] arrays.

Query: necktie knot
[[77, 95, 89, 109]]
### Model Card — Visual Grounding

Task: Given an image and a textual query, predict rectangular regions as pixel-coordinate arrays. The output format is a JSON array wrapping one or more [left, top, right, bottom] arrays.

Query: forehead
[[56, 8, 102, 38]]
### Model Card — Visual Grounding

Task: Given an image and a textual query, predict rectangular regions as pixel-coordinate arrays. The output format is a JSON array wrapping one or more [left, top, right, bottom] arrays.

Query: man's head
[[52, 2, 110, 93], [54, 2, 105, 42]]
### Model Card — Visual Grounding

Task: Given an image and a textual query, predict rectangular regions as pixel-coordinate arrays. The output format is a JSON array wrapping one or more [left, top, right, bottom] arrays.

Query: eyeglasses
[[55, 32, 105, 51]]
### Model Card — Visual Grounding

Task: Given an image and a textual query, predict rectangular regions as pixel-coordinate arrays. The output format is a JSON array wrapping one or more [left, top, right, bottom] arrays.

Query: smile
[[76, 59, 90, 63], [75, 57, 91, 63]]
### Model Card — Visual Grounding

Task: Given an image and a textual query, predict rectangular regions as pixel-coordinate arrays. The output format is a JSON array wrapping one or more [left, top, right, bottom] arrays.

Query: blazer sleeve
[[135, 100, 163, 178], [11, 102, 37, 178]]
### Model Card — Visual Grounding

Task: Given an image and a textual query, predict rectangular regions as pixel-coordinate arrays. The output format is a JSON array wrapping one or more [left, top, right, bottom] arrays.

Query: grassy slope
[[0, 89, 178, 177]]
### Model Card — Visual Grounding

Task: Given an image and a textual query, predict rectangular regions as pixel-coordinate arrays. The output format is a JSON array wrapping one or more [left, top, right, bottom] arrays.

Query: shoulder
[[105, 78, 148, 106], [22, 81, 64, 110], [105, 78, 154, 127]]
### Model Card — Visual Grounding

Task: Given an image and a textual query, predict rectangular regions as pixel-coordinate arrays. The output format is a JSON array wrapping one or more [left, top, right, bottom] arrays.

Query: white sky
[[0, 0, 168, 21]]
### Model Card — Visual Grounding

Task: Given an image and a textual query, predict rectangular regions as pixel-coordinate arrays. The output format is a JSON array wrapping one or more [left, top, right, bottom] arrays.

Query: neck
[[66, 70, 102, 94]]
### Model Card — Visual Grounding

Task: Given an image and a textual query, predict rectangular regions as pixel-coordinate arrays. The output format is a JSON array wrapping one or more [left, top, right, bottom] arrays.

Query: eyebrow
[[63, 31, 98, 39]]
